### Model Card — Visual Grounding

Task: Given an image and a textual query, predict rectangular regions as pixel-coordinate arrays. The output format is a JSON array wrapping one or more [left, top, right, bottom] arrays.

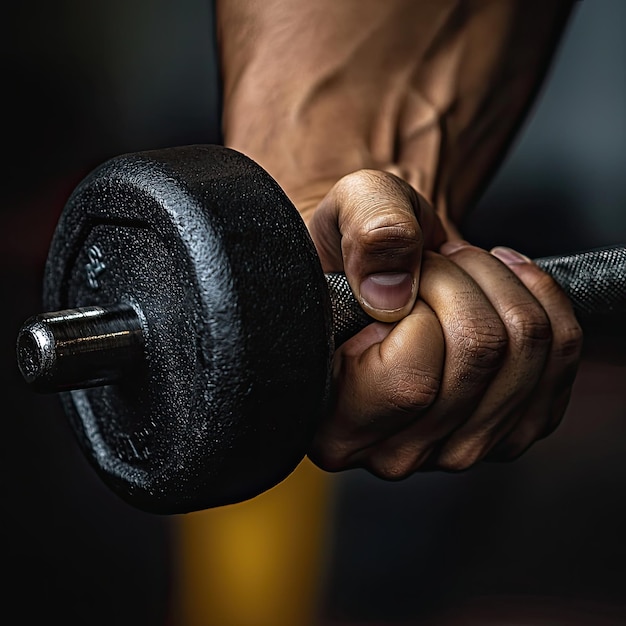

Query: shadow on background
[[2, 1, 625, 624]]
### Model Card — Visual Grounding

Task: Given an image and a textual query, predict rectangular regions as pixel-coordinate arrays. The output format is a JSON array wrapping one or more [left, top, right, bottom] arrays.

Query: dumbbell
[[16, 144, 626, 515]]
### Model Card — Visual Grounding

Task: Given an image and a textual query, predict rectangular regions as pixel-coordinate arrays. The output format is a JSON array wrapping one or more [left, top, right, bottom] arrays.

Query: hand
[[305, 181, 583, 477]]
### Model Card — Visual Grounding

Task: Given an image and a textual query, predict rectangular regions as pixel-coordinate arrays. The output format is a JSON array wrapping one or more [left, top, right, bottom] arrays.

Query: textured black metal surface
[[534, 245, 626, 322], [43, 144, 333, 514], [326, 245, 626, 346], [39, 142, 626, 515], [325, 273, 374, 348]]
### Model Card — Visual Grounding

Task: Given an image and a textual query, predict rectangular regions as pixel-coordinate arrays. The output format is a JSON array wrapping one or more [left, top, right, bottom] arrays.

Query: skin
[[216, 0, 583, 478]]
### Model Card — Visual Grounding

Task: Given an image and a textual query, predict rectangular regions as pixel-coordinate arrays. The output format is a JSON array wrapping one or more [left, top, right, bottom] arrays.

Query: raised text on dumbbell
[[85, 244, 106, 289]]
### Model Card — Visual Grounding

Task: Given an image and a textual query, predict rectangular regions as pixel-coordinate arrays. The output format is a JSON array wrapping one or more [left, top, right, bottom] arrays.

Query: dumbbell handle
[[17, 244, 626, 393], [329, 244, 626, 346]]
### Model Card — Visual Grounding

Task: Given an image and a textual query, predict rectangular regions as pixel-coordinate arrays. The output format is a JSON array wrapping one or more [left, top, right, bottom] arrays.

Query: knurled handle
[[326, 245, 626, 348]]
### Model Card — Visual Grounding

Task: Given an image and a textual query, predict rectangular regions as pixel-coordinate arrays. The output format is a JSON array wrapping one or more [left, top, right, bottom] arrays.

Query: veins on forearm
[[217, 0, 577, 226]]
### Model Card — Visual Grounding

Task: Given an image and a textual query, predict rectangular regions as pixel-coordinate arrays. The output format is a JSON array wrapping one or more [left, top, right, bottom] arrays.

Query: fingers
[[310, 243, 583, 479], [307, 169, 445, 322], [484, 246, 583, 460], [373, 244, 581, 475], [309, 299, 445, 472], [427, 242, 555, 467], [337, 250, 511, 477], [311, 250, 510, 475]]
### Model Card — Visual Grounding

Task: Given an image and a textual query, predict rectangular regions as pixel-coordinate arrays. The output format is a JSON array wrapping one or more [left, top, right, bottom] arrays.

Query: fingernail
[[359, 272, 414, 313], [491, 246, 531, 265]]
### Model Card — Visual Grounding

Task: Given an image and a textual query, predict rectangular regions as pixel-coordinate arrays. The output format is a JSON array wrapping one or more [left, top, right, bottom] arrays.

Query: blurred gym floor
[[3, 1, 625, 624]]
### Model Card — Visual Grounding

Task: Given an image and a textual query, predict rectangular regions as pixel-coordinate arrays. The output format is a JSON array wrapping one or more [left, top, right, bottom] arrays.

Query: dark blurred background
[[2, 1, 625, 624]]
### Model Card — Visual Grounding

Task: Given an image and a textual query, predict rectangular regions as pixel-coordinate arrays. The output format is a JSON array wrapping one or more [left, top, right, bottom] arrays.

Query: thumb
[[307, 169, 445, 323]]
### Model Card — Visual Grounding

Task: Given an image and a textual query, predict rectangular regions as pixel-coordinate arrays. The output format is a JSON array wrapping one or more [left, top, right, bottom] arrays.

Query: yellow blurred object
[[170, 457, 334, 626]]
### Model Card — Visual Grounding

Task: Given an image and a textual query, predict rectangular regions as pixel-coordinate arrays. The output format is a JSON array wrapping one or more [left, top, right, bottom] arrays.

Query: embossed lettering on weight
[[86, 244, 106, 289]]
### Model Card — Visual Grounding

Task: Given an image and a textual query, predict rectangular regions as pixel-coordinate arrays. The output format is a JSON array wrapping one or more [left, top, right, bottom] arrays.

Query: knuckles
[[308, 439, 354, 473], [552, 321, 584, 361], [384, 365, 441, 414], [367, 451, 419, 480], [500, 299, 552, 351], [446, 308, 508, 373], [435, 440, 486, 472]]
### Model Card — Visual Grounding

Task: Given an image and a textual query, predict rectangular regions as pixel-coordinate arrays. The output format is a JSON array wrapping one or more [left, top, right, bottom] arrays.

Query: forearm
[[217, 0, 576, 232]]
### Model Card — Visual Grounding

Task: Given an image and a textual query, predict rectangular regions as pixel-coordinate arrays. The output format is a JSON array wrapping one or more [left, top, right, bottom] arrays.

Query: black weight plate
[[43, 144, 334, 514]]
